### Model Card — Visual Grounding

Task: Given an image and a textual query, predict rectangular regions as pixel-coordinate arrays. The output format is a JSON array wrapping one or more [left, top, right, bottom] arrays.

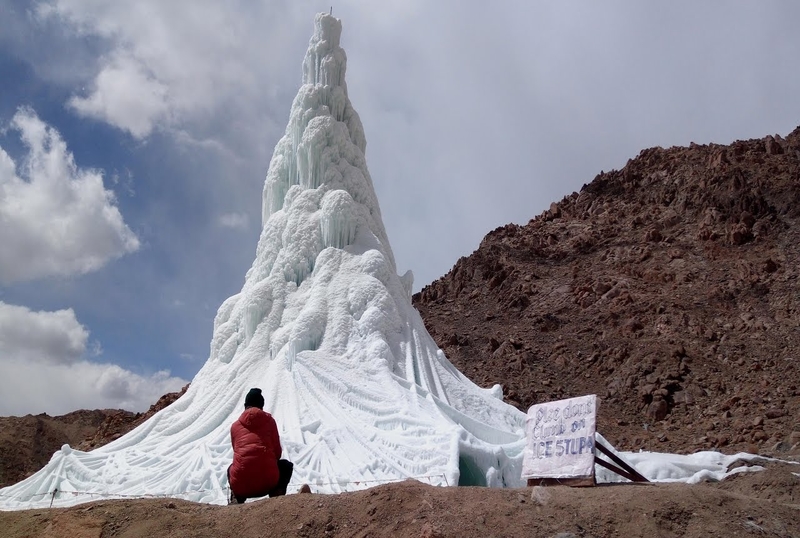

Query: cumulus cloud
[[0, 359, 188, 416], [218, 212, 248, 230], [68, 52, 170, 138], [0, 107, 140, 284], [0, 300, 187, 416], [0, 302, 88, 364], [41, 0, 310, 147]]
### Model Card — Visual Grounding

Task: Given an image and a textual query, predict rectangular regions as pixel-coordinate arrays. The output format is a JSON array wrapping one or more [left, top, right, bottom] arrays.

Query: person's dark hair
[[244, 388, 264, 409]]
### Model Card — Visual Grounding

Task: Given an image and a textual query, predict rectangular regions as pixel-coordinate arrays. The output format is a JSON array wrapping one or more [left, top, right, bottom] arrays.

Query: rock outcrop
[[414, 127, 800, 455]]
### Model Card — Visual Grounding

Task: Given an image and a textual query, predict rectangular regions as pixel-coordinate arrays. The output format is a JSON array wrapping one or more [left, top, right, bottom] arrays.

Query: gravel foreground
[[2, 461, 798, 538]]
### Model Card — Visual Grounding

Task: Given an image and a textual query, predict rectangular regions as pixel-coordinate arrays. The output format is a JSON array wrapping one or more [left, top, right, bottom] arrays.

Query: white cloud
[[0, 301, 88, 365], [0, 300, 187, 416], [68, 52, 170, 138], [218, 212, 248, 230], [0, 359, 188, 416], [41, 0, 310, 147], [0, 107, 140, 284]]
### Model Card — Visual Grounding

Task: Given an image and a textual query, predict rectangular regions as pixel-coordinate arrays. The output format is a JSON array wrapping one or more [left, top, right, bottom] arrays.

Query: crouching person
[[227, 388, 293, 504]]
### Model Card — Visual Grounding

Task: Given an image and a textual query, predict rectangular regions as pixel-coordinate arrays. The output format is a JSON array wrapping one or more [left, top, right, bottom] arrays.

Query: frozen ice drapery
[[0, 13, 527, 509]]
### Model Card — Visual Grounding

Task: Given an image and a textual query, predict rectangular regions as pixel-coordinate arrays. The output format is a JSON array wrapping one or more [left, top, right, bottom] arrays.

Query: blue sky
[[1, 0, 798, 415]]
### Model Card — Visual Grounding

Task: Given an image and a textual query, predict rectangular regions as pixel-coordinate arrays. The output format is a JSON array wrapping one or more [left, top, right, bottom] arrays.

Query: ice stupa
[[0, 13, 528, 509]]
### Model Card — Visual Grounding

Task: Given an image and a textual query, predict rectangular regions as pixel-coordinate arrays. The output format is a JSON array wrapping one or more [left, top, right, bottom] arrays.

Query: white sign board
[[521, 394, 597, 480]]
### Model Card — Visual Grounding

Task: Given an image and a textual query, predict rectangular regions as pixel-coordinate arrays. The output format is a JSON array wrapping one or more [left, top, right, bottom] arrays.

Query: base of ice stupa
[[0, 13, 770, 510]]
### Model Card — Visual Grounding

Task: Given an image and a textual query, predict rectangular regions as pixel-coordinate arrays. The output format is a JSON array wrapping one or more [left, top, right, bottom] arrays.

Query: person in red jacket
[[227, 388, 293, 504]]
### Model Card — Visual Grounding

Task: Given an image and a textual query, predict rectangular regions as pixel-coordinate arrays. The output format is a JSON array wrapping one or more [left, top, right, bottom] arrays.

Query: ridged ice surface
[[0, 14, 770, 510], [0, 14, 525, 509]]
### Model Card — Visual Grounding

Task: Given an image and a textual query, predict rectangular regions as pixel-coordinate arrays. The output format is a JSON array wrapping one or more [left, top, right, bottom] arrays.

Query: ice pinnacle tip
[[314, 12, 342, 48], [303, 13, 346, 87]]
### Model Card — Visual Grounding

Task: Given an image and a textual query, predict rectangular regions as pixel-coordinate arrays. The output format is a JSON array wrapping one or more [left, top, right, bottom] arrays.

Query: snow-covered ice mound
[[0, 13, 526, 509], [0, 13, 772, 511]]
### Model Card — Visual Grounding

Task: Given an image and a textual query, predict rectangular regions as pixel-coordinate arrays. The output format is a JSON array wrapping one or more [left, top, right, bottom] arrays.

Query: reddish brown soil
[[2, 461, 799, 538]]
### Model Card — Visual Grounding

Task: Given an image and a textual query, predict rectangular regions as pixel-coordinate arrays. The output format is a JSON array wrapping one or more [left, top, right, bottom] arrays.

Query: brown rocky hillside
[[0, 386, 187, 489], [414, 127, 800, 456], [0, 410, 123, 489]]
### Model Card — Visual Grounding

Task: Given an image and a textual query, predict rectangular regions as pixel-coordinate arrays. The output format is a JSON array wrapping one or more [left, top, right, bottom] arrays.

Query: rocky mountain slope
[[0, 386, 187, 488], [0, 410, 120, 488], [414, 127, 800, 455]]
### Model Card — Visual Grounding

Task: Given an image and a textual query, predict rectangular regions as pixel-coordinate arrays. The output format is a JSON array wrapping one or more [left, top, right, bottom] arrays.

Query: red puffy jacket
[[229, 407, 282, 497]]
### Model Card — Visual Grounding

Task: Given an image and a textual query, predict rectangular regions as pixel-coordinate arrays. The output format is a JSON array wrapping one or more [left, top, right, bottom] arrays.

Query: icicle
[[320, 190, 358, 249]]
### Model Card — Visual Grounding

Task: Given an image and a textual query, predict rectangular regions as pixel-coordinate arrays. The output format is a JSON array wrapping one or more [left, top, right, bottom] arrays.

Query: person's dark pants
[[269, 459, 294, 497], [227, 460, 294, 503]]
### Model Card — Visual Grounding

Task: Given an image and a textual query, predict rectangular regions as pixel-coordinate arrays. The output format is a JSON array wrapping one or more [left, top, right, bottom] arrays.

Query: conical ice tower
[[0, 13, 526, 509]]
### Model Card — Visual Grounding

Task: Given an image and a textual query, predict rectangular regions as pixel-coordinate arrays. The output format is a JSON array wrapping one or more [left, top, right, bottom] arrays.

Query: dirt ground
[[2, 460, 798, 538]]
